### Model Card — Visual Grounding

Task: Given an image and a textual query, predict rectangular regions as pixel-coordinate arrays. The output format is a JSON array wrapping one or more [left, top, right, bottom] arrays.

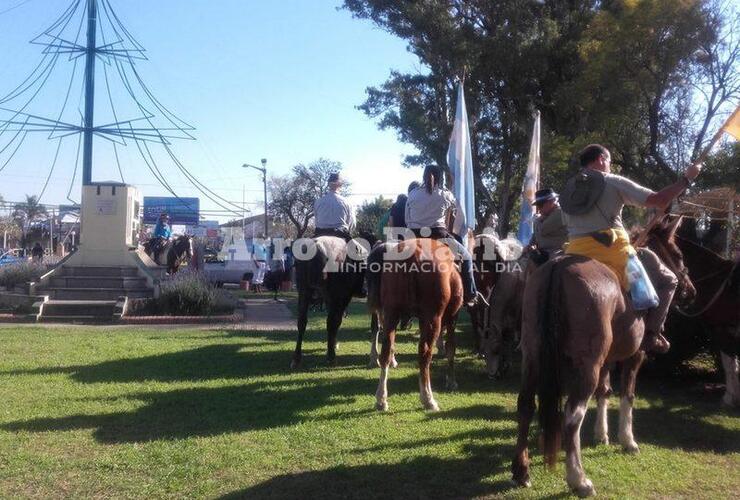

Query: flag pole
[[635, 111, 734, 246]]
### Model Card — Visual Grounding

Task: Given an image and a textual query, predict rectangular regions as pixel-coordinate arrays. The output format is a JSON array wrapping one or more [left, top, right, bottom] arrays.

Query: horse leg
[[619, 351, 646, 453], [594, 367, 613, 445], [435, 332, 446, 358], [375, 309, 399, 411], [368, 312, 381, 368], [326, 297, 350, 365], [444, 315, 458, 391], [564, 370, 598, 497], [419, 315, 442, 411], [291, 290, 311, 369], [720, 351, 740, 408], [511, 356, 537, 488]]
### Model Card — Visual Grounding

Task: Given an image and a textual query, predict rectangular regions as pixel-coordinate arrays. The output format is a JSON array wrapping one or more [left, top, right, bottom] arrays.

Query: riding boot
[[461, 259, 487, 307], [638, 248, 678, 355], [642, 329, 670, 354]]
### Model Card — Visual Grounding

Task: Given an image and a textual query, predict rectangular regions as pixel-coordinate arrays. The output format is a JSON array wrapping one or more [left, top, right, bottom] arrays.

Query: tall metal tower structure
[[0, 0, 244, 215]]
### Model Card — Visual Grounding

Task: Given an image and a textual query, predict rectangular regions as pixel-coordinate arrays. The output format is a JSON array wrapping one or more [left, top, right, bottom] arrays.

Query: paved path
[[240, 297, 294, 331]]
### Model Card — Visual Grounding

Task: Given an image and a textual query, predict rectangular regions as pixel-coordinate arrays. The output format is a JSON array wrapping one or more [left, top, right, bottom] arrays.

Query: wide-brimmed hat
[[532, 188, 558, 206], [327, 172, 344, 185]]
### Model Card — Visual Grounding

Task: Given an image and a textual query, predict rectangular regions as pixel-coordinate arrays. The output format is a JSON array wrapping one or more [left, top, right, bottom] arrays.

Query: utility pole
[[82, 0, 97, 186], [242, 159, 268, 237]]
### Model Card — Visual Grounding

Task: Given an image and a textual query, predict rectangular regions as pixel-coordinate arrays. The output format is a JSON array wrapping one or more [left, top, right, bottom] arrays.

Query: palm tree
[[12, 195, 47, 251]]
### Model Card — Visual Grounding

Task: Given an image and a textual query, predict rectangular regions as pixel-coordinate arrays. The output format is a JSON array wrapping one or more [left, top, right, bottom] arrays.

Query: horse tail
[[366, 244, 385, 311], [537, 260, 563, 469]]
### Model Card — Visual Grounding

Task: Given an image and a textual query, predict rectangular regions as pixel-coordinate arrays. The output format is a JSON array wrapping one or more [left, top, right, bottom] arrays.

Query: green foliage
[[355, 195, 393, 238], [269, 158, 346, 237], [344, 0, 739, 234], [157, 271, 234, 316], [0, 261, 43, 289]]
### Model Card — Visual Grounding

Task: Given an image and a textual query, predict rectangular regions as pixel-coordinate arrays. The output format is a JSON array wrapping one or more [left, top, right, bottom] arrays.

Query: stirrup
[[466, 291, 489, 308]]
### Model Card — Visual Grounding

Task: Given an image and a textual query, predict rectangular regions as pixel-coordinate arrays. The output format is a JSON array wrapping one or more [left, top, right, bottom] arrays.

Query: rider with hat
[[560, 144, 700, 353], [405, 164, 486, 308], [314, 172, 355, 241], [528, 188, 568, 263]]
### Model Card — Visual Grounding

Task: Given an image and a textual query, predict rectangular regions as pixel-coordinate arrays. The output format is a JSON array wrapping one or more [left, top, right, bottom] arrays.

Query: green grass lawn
[[0, 301, 738, 499]]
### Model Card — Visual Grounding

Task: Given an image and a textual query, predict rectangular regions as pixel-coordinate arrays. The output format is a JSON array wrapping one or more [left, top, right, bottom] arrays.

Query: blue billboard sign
[[143, 197, 200, 225]]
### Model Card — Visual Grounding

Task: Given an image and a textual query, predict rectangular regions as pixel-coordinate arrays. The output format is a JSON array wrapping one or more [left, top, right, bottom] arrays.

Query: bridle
[[645, 234, 694, 302], [674, 259, 737, 318]]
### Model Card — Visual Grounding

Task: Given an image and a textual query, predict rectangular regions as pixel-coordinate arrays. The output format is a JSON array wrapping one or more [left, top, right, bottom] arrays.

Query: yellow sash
[[564, 228, 635, 290]]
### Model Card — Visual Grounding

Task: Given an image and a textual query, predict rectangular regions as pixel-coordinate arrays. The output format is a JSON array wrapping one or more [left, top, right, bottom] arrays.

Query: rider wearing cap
[[405, 164, 486, 308], [561, 144, 700, 353], [529, 188, 568, 263], [314, 172, 355, 241], [151, 212, 172, 262]]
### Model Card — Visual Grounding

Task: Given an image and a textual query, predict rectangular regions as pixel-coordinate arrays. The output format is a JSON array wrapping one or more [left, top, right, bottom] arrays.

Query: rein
[[674, 260, 738, 318]]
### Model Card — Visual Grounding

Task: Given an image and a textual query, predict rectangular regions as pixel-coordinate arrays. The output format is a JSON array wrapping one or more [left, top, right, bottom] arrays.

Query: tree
[[12, 195, 47, 249], [344, 0, 739, 234], [356, 196, 393, 238], [268, 158, 347, 238]]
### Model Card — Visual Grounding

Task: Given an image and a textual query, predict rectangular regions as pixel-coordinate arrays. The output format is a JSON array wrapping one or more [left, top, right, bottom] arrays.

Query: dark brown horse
[[292, 236, 367, 368], [144, 235, 193, 274], [512, 218, 694, 497], [368, 237, 463, 411], [667, 232, 739, 407]]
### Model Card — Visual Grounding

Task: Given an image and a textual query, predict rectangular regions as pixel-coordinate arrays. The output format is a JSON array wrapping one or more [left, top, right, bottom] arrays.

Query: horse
[[291, 236, 367, 368], [368, 236, 463, 411], [481, 253, 528, 379], [667, 232, 739, 407], [468, 233, 518, 355], [511, 218, 695, 497], [144, 235, 193, 274]]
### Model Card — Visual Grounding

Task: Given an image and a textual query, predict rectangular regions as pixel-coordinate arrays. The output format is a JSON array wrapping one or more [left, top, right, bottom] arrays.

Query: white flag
[[517, 111, 540, 244], [448, 81, 476, 236]]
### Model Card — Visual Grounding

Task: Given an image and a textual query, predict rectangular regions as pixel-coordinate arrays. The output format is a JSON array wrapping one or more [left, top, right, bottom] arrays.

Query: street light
[[242, 159, 268, 238]]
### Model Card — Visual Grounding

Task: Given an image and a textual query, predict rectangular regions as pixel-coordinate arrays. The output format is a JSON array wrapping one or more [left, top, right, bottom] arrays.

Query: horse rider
[[314, 172, 355, 241], [527, 188, 568, 264], [405, 164, 487, 308], [388, 181, 421, 231], [560, 144, 700, 354], [313, 172, 366, 297], [151, 212, 172, 262]]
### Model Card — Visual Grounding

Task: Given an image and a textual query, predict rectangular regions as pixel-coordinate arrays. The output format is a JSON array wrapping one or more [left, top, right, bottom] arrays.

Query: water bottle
[[626, 253, 659, 310]]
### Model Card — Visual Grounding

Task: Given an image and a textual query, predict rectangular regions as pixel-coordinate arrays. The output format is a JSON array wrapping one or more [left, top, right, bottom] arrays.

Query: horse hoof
[[375, 401, 388, 412], [596, 436, 609, 446], [390, 356, 398, 369], [445, 379, 459, 391], [423, 401, 440, 412], [368, 358, 380, 369], [572, 479, 596, 498], [290, 359, 301, 370], [622, 442, 639, 454]]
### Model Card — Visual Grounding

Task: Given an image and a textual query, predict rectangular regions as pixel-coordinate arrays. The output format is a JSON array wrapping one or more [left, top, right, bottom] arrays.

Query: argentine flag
[[517, 111, 541, 244], [448, 81, 476, 237]]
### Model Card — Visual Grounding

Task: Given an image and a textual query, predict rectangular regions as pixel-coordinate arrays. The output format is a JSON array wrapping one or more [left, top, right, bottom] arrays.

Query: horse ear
[[666, 215, 683, 237]]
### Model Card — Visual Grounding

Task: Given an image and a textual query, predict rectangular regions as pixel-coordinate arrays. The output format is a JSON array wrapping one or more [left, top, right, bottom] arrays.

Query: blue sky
[[0, 0, 422, 220]]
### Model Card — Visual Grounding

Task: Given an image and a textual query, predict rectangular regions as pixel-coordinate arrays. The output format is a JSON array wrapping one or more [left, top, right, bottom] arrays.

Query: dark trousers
[[314, 228, 351, 241]]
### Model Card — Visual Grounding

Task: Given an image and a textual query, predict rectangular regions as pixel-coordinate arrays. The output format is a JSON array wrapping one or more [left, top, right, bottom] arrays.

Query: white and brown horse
[[144, 235, 193, 274]]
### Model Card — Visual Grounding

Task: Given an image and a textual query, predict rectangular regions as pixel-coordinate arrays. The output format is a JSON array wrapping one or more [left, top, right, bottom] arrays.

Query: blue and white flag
[[517, 111, 540, 245], [448, 81, 476, 237]]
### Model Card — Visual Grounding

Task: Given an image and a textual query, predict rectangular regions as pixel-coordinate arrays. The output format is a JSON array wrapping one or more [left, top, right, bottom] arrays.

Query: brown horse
[[668, 232, 739, 407], [511, 218, 694, 497], [368, 237, 463, 411]]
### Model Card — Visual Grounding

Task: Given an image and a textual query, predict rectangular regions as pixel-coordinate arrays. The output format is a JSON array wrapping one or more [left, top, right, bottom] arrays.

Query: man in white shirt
[[314, 172, 355, 241]]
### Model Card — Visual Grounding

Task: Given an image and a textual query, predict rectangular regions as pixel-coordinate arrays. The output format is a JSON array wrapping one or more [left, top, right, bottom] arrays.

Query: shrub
[[157, 270, 235, 316], [0, 261, 43, 289]]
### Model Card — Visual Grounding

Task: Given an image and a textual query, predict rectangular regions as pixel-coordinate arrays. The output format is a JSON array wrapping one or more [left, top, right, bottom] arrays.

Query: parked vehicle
[[203, 258, 256, 287]]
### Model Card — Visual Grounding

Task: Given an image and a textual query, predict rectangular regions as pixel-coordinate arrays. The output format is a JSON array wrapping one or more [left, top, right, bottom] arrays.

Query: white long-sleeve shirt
[[314, 191, 355, 232]]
